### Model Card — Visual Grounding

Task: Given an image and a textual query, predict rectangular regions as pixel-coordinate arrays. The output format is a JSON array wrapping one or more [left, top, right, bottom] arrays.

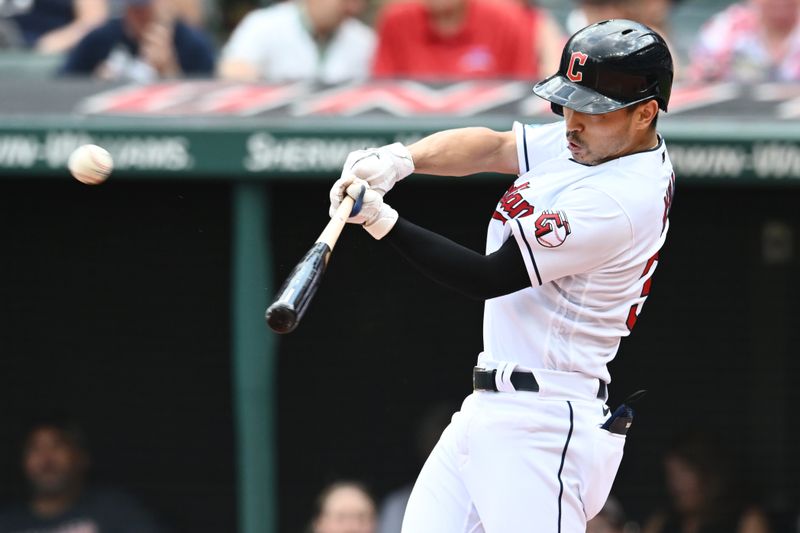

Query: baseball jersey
[[481, 121, 675, 383]]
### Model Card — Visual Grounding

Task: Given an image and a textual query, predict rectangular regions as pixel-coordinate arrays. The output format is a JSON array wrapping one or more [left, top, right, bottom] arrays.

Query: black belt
[[472, 367, 607, 400]]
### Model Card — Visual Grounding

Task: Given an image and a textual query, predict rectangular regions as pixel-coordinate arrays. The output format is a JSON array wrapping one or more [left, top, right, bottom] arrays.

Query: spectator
[[0, 414, 162, 533], [169, 0, 205, 27], [370, 0, 539, 80], [690, 0, 800, 82], [106, 0, 208, 27], [311, 481, 376, 533], [494, 0, 564, 80], [60, 0, 215, 80], [642, 431, 770, 533], [9, 0, 108, 53], [586, 495, 627, 533], [218, 0, 375, 83]]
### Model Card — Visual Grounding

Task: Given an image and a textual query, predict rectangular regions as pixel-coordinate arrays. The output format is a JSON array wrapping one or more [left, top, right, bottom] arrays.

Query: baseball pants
[[401, 369, 625, 533]]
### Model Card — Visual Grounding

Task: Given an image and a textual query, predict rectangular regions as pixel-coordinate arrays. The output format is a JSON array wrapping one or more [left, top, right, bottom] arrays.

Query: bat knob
[[265, 303, 298, 334], [349, 184, 366, 217]]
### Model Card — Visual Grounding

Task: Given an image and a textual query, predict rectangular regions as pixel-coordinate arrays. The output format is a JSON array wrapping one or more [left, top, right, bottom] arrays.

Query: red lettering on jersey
[[566, 52, 588, 82], [493, 182, 535, 223], [534, 210, 571, 248], [662, 172, 675, 234], [626, 252, 660, 331]]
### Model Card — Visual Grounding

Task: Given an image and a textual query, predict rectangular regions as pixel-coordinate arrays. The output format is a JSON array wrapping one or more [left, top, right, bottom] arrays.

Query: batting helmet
[[533, 19, 673, 116]]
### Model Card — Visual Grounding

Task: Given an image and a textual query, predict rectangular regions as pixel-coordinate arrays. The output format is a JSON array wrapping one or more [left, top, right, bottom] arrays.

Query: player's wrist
[[363, 204, 398, 240], [384, 142, 415, 182]]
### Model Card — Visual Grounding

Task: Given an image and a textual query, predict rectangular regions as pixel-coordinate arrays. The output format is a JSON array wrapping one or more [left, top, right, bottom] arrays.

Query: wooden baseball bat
[[265, 186, 363, 334]]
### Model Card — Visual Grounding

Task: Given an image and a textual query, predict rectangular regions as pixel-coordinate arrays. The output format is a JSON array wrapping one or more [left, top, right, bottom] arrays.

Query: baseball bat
[[265, 185, 364, 334]]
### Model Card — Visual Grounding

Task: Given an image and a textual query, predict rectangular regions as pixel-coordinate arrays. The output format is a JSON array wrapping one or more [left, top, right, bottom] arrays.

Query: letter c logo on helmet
[[566, 52, 588, 82]]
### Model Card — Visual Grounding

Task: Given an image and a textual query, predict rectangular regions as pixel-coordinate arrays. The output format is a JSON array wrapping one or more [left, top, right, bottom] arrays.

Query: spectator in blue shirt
[[0, 414, 162, 533], [60, 0, 214, 80]]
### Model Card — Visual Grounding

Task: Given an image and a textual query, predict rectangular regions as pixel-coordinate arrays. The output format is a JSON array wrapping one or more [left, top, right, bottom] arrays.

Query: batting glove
[[339, 142, 415, 197], [330, 178, 398, 240]]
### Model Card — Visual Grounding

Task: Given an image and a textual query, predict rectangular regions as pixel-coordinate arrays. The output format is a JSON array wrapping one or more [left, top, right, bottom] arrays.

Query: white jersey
[[481, 121, 675, 383]]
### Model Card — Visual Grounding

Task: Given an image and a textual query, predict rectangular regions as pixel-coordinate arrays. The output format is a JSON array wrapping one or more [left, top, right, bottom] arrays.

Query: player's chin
[[572, 150, 607, 166], [569, 145, 593, 165], [571, 152, 595, 166]]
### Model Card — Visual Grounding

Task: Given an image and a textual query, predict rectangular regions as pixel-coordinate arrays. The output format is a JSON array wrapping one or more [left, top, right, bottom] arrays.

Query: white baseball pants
[[401, 370, 625, 533]]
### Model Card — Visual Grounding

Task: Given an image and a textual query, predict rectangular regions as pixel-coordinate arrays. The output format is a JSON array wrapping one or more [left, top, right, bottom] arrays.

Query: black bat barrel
[[265, 242, 331, 333]]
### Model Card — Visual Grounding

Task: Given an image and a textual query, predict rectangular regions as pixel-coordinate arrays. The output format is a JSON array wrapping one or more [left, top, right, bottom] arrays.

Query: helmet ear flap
[[551, 103, 564, 116]]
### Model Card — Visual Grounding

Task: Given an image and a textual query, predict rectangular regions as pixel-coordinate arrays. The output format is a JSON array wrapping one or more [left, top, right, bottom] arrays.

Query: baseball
[[68, 144, 113, 185]]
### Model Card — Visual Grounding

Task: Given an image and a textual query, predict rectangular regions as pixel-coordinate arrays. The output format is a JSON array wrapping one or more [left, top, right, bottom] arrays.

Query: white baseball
[[68, 144, 113, 185]]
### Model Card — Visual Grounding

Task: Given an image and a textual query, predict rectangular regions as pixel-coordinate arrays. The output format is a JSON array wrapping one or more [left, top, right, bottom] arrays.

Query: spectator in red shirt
[[371, 0, 546, 80]]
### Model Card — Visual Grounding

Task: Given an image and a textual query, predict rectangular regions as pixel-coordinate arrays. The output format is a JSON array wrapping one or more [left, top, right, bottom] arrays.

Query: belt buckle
[[472, 366, 497, 392]]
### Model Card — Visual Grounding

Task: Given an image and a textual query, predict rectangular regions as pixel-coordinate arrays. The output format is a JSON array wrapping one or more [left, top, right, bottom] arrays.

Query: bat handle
[[316, 195, 355, 250]]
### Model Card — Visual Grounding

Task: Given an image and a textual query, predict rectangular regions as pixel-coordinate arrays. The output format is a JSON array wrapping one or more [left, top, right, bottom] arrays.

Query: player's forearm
[[408, 128, 519, 176], [384, 217, 529, 300]]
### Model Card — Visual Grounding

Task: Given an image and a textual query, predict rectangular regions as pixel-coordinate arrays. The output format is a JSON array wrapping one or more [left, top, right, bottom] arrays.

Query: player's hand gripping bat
[[265, 183, 365, 334]]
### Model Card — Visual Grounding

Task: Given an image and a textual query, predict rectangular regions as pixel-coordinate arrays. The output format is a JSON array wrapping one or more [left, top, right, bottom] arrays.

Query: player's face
[[563, 106, 650, 166], [314, 486, 376, 533], [23, 427, 87, 497]]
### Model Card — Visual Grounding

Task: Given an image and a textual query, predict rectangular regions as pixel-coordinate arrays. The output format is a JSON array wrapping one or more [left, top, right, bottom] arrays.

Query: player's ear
[[633, 100, 659, 131]]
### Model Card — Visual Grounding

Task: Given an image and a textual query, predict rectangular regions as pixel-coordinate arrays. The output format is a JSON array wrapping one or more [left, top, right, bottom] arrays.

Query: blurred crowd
[[1, 0, 800, 83], [309, 430, 788, 533], [285, 425, 796, 533], [1, 412, 797, 533]]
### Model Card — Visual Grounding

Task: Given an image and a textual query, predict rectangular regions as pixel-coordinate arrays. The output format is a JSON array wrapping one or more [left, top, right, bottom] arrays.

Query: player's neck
[[628, 130, 659, 156]]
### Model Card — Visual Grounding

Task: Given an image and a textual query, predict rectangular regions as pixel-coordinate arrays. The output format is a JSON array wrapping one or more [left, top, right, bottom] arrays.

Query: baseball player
[[330, 20, 675, 533]]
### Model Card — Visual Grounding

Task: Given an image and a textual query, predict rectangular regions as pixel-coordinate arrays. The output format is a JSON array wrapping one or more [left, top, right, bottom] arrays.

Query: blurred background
[[2, 0, 800, 532]]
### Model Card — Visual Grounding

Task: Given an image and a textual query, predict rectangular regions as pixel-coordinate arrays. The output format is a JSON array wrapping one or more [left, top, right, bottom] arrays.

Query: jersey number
[[627, 174, 675, 330], [625, 252, 659, 331]]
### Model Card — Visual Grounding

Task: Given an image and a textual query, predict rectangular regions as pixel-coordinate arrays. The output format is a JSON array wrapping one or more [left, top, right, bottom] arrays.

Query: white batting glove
[[329, 177, 398, 239], [328, 177, 376, 224], [340, 142, 415, 197]]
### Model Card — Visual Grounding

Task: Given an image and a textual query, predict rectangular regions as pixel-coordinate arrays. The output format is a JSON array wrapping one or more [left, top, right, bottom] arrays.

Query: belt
[[473, 367, 607, 400]]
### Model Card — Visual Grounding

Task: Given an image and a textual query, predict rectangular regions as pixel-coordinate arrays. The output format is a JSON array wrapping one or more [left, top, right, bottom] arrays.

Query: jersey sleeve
[[513, 120, 566, 174], [508, 186, 633, 286]]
